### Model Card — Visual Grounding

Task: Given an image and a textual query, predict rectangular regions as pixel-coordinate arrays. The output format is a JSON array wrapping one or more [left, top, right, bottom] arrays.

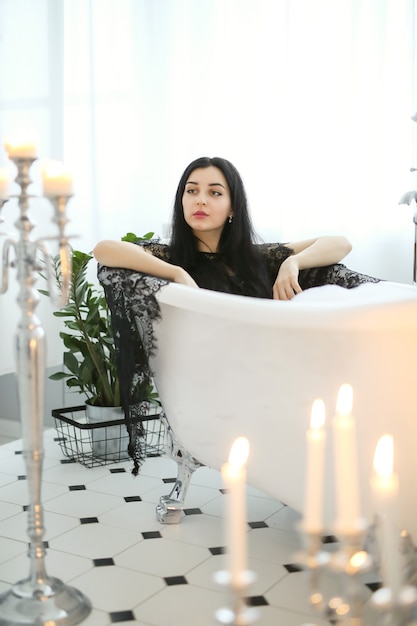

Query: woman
[[94, 156, 365, 300]]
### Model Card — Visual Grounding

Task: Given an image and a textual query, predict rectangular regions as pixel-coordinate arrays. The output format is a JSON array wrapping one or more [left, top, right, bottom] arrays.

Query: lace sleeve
[[138, 240, 172, 262], [98, 264, 168, 475], [257, 243, 294, 283], [298, 264, 381, 289], [257, 242, 380, 290]]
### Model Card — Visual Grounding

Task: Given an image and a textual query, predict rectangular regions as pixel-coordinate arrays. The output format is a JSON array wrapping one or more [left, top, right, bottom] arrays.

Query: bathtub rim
[[155, 281, 417, 331]]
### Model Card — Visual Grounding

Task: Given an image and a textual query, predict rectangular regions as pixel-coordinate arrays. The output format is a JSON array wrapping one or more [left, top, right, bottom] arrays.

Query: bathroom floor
[[0, 428, 384, 626]]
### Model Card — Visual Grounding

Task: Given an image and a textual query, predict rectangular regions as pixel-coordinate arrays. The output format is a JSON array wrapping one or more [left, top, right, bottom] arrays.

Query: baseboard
[[0, 418, 21, 439]]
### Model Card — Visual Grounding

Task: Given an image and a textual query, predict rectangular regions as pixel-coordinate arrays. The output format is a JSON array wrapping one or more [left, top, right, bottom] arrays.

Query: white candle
[[221, 436, 250, 589], [4, 134, 38, 159], [42, 160, 73, 197], [371, 435, 401, 597], [304, 399, 326, 533], [333, 383, 361, 532], [0, 167, 10, 200]]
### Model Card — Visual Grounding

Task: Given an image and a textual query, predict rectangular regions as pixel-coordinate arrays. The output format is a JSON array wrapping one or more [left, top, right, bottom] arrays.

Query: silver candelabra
[[0, 156, 91, 625], [297, 520, 417, 626]]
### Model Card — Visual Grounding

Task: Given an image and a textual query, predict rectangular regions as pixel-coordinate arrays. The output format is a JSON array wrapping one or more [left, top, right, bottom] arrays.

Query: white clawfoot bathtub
[[151, 281, 417, 538]]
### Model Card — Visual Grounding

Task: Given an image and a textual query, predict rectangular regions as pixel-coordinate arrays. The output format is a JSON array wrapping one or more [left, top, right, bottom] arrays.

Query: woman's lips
[[193, 211, 208, 217]]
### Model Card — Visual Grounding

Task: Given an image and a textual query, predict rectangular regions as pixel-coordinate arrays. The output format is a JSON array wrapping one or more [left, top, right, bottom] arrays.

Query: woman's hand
[[273, 257, 302, 300], [273, 235, 352, 300]]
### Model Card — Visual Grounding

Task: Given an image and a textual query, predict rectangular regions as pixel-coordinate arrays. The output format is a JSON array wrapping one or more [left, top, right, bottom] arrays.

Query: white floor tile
[[266, 503, 303, 531], [160, 510, 224, 548], [0, 508, 80, 543], [134, 584, 228, 626], [50, 522, 141, 560], [0, 433, 390, 626], [0, 536, 26, 566], [42, 462, 113, 487], [0, 499, 20, 521], [0, 546, 92, 585], [248, 526, 303, 565], [44, 488, 122, 519], [0, 478, 67, 506], [70, 566, 165, 612], [115, 536, 210, 578], [87, 470, 162, 499]]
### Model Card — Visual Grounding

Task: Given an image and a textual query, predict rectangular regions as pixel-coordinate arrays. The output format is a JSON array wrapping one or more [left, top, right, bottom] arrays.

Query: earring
[[228, 215, 233, 224]]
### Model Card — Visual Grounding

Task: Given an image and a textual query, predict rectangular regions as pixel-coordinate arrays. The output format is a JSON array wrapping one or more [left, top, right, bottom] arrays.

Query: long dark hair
[[170, 156, 271, 298]]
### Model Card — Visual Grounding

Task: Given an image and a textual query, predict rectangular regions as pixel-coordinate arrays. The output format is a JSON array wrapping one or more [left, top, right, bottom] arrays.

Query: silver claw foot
[[156, 496, 184, 524], [156, 413, 202, 523]]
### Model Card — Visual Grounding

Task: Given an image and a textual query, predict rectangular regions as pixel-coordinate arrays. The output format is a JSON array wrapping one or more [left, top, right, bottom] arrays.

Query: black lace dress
[[98, 241, 380, 474], [138, 241, 380, 295]]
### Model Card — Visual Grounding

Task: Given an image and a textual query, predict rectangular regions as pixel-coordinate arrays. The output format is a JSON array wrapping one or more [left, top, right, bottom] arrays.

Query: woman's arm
[[93, 240, 198, 288], [273, 236, 352, 300]]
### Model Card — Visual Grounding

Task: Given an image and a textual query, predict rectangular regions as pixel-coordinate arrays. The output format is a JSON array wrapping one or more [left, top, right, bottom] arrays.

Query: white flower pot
[[85, 404, 130, 461]]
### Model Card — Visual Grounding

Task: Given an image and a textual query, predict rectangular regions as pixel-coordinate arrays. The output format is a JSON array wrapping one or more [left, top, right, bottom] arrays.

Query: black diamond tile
[[69, 485, 86, 491], [322, 534, 339, 544], [220, 488, 228, 494], [80, 517, 99, 525], [209, 546, 225, 555], [110, 468, 126, 474], [366, 581, 382, 592], [14, 450, 22, 455], [60, 458, 76, 464], [162, 477, 176, 483], [248, 521, 268, 529], [142, 531, 162, 539], [246, 595, 269, 607], [54, 437, 66, 443], [29, 540, 49, 549], [183, 508, 202, 516], [164, 575, 188, 586], [93, 557, 114, 567], [18, 475, 26, 480], [23, 505, 29, 512], [124, 495, 141, 503], [283, 563, 303, 573], [110, 610, 135, 622]]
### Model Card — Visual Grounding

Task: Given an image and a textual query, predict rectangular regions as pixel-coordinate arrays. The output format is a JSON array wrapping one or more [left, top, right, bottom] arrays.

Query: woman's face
[[182, 166, 233, 247]]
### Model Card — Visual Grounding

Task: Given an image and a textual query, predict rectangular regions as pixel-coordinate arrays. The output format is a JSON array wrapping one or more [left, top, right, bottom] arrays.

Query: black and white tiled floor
[[0, 429, 383, 625]]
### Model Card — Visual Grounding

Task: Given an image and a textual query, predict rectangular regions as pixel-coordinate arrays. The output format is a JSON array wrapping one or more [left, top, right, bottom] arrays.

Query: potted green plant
[[48, 248, 121, 407], [41, 231, 160, 460]]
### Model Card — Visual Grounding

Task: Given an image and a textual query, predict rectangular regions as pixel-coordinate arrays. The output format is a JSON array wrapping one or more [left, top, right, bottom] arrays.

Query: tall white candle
[[0, 167, 10, 200], [221, 436, 250, 589], [371, 435, 401, 597], [4, 134, 38, 159], [333, 383, 361, 532], [42, 160, 73, 197], [304, 399, 326, 533]]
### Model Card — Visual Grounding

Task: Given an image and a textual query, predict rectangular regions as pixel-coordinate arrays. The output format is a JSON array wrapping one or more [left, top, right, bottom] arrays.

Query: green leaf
[[121, 231, 155, 243], [49, 371, 70, 381], [63, 351, 81, 374], [39, 239, 160, 407]]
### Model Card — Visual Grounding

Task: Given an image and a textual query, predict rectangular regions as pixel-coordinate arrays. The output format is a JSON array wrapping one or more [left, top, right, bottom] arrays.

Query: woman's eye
[[186, 188, 196, 194], [211, 190, 221, 196]]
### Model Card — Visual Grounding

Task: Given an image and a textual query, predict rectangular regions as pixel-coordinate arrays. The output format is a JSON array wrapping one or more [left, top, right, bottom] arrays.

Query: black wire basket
[[52, 405, 165, 468]]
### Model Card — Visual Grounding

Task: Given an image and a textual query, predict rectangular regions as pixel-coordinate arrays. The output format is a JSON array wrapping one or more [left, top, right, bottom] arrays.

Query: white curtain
[[0, 0, 416, 374]]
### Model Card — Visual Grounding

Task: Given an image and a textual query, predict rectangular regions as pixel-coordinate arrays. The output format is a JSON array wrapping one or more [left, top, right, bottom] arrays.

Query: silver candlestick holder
[[296, 519, 373, 625], [214, 569, 259, 625], [298, 519, 417, 626], [0, 156, 91, 625], [370, 528, 417, 626]]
